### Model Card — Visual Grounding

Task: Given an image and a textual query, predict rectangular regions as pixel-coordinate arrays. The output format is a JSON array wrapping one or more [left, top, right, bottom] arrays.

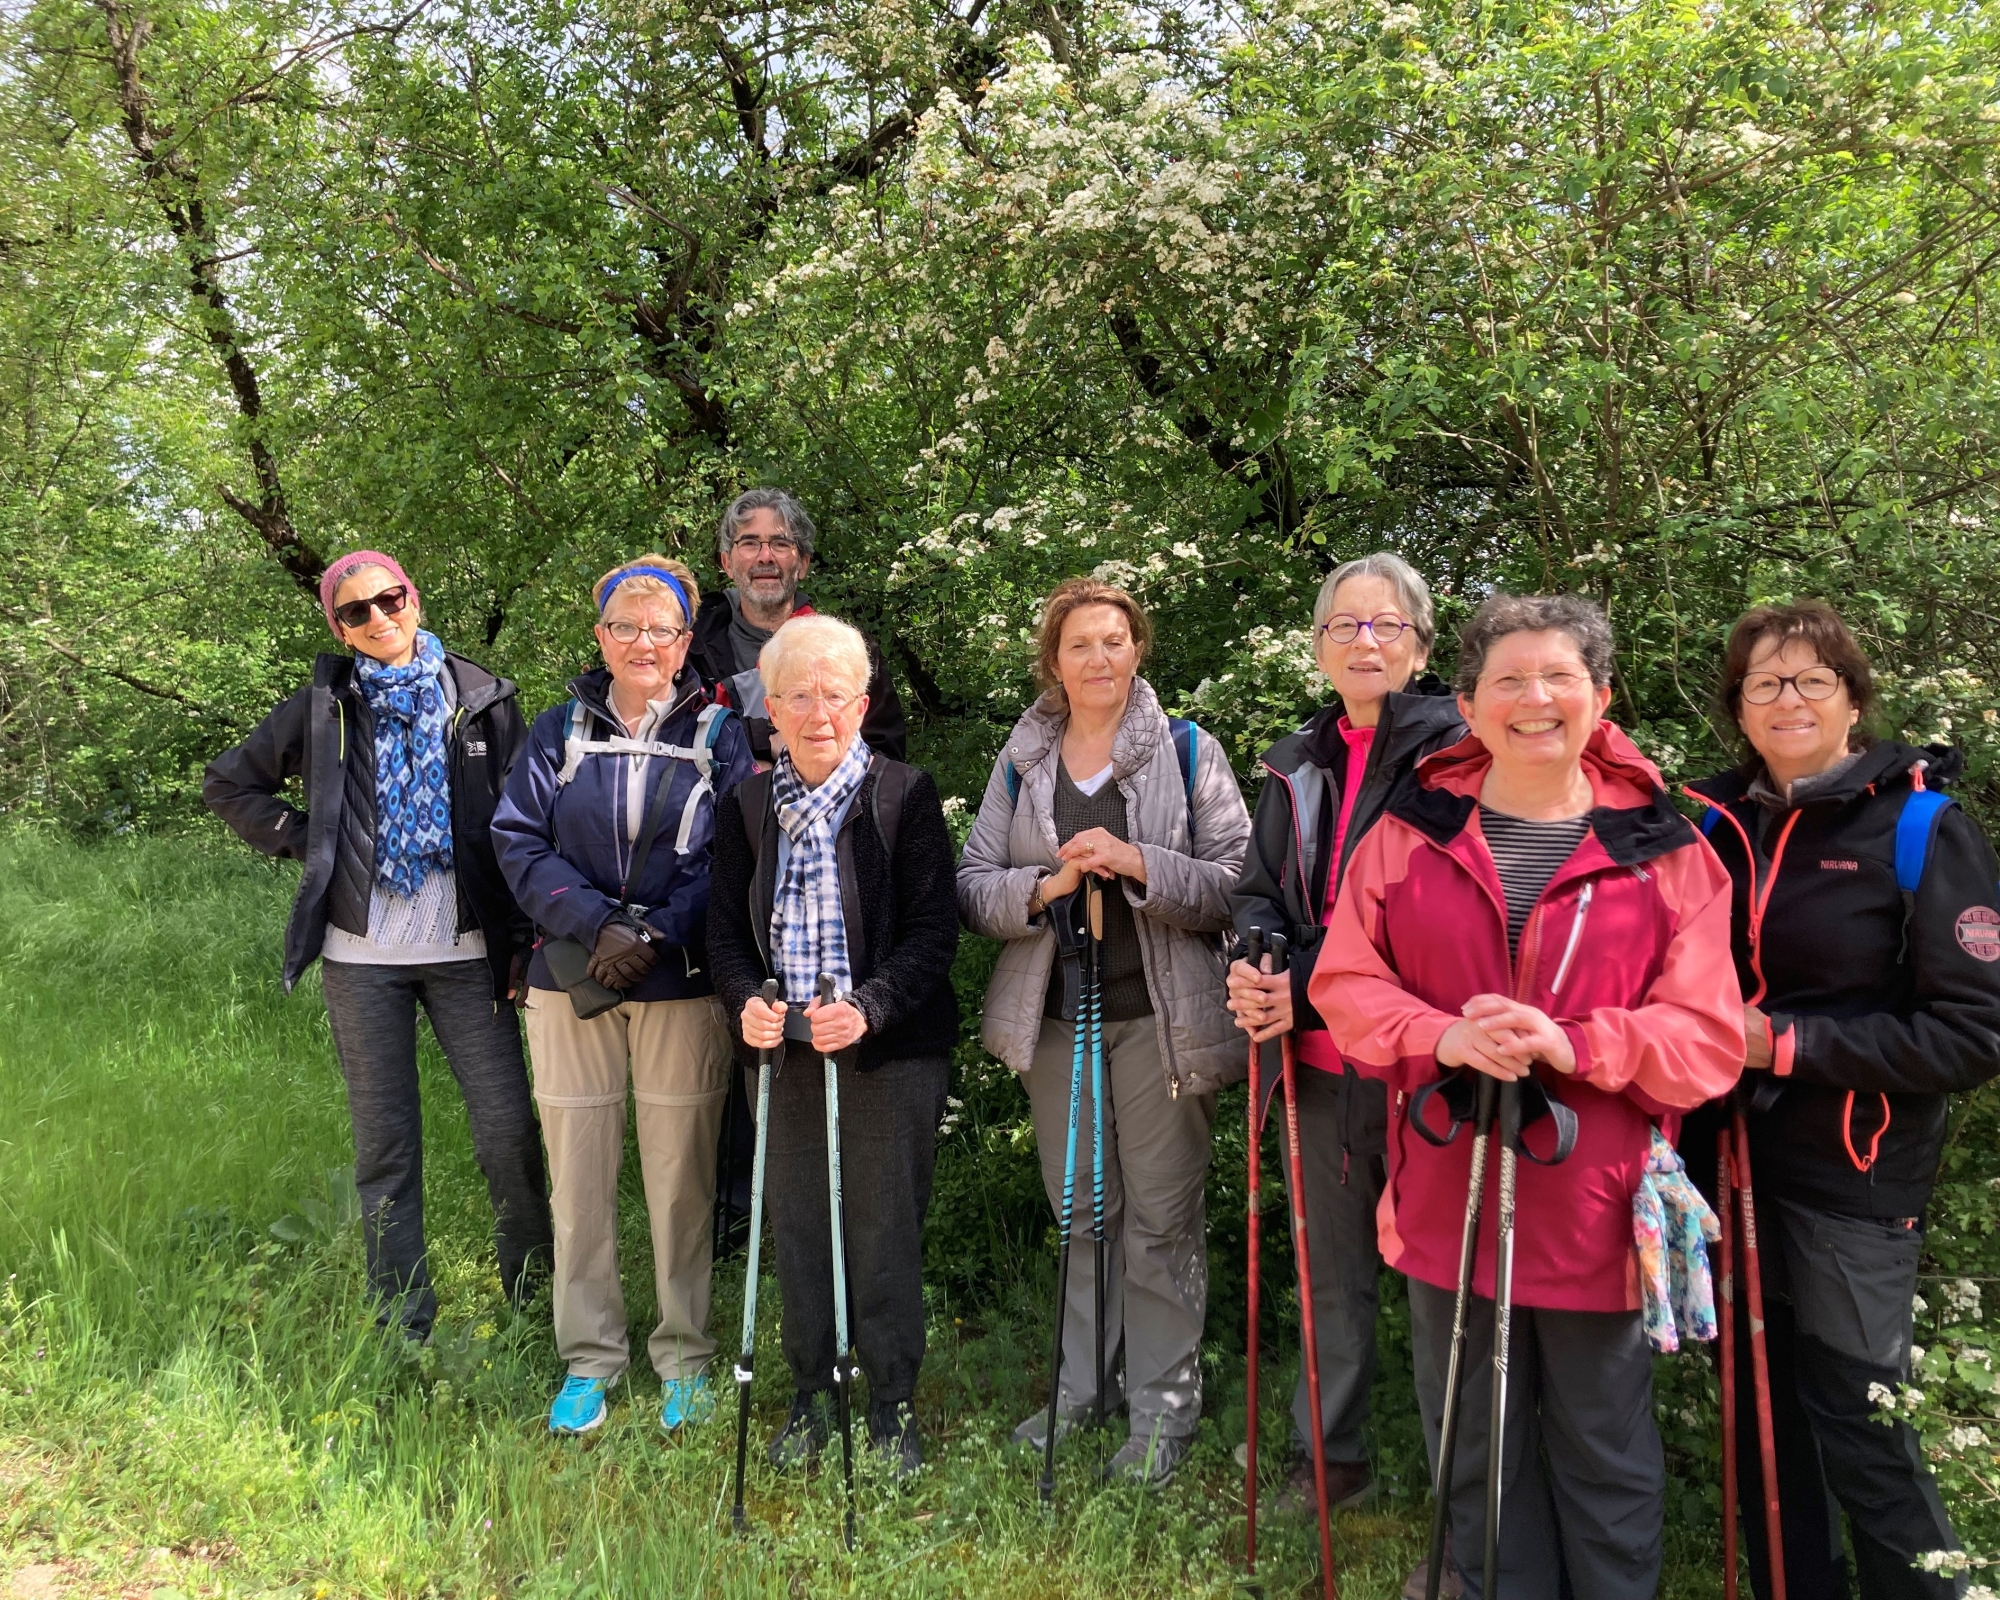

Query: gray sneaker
[[1102, 1426, 1193, 1487], [1011, 1403, 1093, 1452]]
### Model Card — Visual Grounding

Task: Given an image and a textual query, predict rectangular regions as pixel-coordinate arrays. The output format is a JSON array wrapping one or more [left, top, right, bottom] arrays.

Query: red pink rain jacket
[[1308, 723, 1746, 1313]]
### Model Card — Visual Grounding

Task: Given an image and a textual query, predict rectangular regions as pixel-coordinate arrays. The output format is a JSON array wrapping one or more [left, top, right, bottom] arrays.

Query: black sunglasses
[[333, 585, 412, 630]]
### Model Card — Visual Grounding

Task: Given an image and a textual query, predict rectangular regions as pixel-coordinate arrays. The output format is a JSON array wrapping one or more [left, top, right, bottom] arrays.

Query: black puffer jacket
[[707, 756, 959, 1069], [1683, 741, 2000, 1217], [1232, 679, 1467, 1035], [203, 650, 530, 1000]]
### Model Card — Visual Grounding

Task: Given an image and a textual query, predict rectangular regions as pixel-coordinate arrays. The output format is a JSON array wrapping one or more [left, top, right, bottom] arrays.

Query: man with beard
[[690, 489, 907, 765]]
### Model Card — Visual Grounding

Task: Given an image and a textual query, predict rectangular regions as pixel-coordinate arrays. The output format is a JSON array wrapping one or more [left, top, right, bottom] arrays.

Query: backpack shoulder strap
[[554, 699, 591, 786], [1168, 716, 1199, 834], [738, 768, 772, 862], [1895, 787, 1955, 895], [869, 755, 911, 861], [1699, 805, 1723, 836], [668, 703, 734, 856]]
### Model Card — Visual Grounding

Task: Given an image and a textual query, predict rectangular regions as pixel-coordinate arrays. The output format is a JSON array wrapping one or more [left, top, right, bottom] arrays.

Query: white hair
[[1312, 551, 1437, 651], [758, 613, 870, 701]]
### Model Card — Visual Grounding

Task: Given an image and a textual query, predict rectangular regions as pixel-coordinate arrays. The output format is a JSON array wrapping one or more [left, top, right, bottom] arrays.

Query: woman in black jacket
[[1226, 552, 1465, 1545], [706, 613, 959, 1477], [204, 550, 551, 1342], [1684, 601, 2000, 1600]]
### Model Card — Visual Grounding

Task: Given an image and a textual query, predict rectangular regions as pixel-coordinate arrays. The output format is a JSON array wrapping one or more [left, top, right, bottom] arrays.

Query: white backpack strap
[[554, 700, 592, 786], [670, 704, 732, 855]]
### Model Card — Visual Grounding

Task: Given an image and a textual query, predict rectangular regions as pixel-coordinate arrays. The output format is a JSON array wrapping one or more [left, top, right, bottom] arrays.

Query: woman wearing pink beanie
[[204, 550, 552, 1342]]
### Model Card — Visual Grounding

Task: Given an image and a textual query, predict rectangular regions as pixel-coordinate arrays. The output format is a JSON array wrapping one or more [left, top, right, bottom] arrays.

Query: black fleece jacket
[[202, 651, 531, 1001], [1231, 679, 1467, 1034], [1684, 741, 2000, 1217], [707, 757, 959, 1069]]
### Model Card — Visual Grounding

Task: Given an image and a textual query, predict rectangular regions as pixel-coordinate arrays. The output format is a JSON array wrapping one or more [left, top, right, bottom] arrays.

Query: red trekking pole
[[1731, 1104, 1786, 1600], [1272, 935, 1340, 1600], [1243, 928, 1268, 1591], [1717, 1134, 1739, 1597]]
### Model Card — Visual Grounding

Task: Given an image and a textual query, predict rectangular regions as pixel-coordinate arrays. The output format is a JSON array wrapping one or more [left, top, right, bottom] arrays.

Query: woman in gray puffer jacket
[[957, 576, 1249, 1486]]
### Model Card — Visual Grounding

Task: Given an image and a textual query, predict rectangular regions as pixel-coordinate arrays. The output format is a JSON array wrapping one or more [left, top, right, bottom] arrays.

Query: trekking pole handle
[[761, 977, 780, 1007], [1265, 932, 1290, 976], [1245, 926, 1266, 970], [818, 972, 836, 1008]]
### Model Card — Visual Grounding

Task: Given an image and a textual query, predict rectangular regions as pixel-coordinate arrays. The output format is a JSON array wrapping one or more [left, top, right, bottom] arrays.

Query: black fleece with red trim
[[1684, 741, 2000, 1217]]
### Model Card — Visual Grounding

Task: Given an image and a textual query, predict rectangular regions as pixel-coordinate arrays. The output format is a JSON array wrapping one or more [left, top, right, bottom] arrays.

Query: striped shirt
[[1478, 806, 1589, 957]]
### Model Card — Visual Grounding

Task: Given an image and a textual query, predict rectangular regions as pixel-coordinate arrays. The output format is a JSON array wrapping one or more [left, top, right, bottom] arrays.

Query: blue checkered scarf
[[356, 630, 453, 898], [768, 735, 872, 1006]]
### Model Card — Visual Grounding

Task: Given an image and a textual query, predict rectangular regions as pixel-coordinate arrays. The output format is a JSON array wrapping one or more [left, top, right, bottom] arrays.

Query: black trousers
[[1727, 1195, 1964, 1600], [763, 1045, 948, 1420], [321, 958, 553, 1338]]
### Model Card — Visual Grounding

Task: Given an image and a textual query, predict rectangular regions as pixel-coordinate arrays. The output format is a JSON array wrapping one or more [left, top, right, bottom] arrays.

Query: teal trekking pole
[[1040, 883, 1093, 1504], [730, 978, 781, 1535], [819, 972, 859, 1550]]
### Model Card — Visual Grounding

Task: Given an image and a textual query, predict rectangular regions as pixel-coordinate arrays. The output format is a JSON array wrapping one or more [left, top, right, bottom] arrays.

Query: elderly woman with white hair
[[707, 613, 960, 1477], [1226, 551, 1463, 1525], [493, 554, 755, 1437]]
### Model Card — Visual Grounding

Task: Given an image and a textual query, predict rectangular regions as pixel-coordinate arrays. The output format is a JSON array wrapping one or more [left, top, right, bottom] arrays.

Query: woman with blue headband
[[493, 554, 755, 1435]]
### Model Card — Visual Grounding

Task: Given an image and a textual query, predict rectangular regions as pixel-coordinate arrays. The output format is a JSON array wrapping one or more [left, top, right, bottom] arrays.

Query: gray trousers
[[1284, 1062, 1388, 1463], [1410, 1277, 1664, 1600], [764, 1046, 949, 1413], [1025, 1016, 1216, 1440], [321, 958, 552, 1339]]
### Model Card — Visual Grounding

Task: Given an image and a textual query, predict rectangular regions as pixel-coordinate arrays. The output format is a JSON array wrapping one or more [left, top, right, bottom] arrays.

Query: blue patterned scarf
[[356, 629, 453, 898], [768, 735, 872, 1006]]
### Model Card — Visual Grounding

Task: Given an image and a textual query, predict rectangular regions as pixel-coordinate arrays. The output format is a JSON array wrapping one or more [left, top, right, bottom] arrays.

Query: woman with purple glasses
[[205, 550, 552, 1345]]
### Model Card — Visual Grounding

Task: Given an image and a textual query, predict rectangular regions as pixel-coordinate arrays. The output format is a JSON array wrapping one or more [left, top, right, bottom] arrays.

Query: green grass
[[0, 831, 1742, 1597]]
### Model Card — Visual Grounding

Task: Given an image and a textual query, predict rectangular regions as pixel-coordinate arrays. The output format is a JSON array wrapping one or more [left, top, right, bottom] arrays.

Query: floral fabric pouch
[[1634, 1126, 1722, 1353]]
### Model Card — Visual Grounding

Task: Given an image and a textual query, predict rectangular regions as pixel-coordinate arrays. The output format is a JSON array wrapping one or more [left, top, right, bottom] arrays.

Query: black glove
[[588, 914, 658, 990], [508, 949, 530, 1008]]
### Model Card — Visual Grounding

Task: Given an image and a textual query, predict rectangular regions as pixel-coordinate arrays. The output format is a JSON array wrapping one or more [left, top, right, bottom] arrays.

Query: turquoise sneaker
[[659, 1372, 717, 1431], [548, 1372, 617, 1435]]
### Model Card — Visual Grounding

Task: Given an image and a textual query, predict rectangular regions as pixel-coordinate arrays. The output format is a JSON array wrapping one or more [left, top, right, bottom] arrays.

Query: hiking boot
[[767, 1390, 833, 1469], [1102, 1426, 1193, 1488], [548, 1372, 619, 1435], [868, 1400, 923, 1481], [1401, 1543, 1466, 1600], [1010, 1403, 1093, 1452], [658, 1373, 716, 1432], [1273, 1454, 1377, 1514]]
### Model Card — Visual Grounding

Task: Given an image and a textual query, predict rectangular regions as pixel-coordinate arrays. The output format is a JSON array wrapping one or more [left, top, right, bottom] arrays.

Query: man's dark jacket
[[707, 756, 959, 1069], [689, 590, 907, 763], [1684, 740, 2000, 1217], [202, 650, 530, 1000], [490, 666, 755, 1004]]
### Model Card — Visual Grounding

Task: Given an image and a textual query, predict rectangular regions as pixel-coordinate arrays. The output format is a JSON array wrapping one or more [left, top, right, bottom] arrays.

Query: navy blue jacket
[[492, 666, 755, 1003]]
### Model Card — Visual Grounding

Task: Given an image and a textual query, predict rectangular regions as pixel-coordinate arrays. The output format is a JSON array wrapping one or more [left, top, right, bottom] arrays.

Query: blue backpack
[[1003, 717, 1201, 834], [1699, 785, 1955, 897]]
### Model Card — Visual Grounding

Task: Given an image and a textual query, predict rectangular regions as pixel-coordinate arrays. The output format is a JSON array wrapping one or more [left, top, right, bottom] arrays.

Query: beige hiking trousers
[[523, 988, 731, 1381]]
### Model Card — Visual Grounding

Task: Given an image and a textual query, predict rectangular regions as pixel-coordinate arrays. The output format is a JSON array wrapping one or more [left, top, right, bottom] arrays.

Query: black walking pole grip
[[731, 977, 783, 1536]]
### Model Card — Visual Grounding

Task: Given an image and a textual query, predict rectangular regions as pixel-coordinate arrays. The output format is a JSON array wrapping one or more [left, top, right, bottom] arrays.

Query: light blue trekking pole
[[731, 977, 781, 1535], [1040, 891, 1090, 1505], [819, 972, 858, 1550], [1087, 879, 1107, 1431]]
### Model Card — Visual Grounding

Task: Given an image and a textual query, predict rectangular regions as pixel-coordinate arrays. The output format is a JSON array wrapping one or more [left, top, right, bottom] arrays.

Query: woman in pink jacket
[[1310, 593, 1744, 1600]]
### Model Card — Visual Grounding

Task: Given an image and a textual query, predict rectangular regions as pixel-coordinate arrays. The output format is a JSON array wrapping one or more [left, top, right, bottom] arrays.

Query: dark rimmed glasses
[[1318, 613, 1413, 645], [603, 620, 688, 645], [332, 585, 411, 630], [1739, 667, 1844, 705]]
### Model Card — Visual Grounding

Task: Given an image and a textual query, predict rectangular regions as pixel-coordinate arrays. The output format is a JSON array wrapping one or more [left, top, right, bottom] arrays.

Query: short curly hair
[[1454, 593, 1614, 695]]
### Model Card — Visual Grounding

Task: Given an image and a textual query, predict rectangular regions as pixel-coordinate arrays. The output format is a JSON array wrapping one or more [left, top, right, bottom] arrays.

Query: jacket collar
[[1003, 675, 1167, 781], [1688, 740, 1962, 812], [1396, 721, 1695, 868], [314, 649, 512, 716], [566, 664, 708, 731], [1288, 677, 1462, 773], [694, 588, 818, 655]]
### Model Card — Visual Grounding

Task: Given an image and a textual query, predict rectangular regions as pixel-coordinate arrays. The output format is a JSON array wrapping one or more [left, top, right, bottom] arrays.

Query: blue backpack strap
[[1699, 805, 1723, 837], [1003, 757, 1020, 805], [1168, 716, 1198, 835], [1895, 788, 1955, 895]]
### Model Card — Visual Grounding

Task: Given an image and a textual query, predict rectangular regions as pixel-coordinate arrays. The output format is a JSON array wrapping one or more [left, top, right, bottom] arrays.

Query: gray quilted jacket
[[956, 677, 1251, 1096]]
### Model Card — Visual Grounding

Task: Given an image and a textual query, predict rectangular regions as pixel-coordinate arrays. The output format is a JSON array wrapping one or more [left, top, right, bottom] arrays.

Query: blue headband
[[599, 566, 692, 625]]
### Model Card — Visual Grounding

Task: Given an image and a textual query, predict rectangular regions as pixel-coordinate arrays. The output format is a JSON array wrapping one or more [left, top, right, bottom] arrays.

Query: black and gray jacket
[[1684, 741, 2000, 1218], [707, 757, 960, 1070], [202, 651, 531, 1001], [688, 590, 908, 764], [1232, 679, 1467, 1035]]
